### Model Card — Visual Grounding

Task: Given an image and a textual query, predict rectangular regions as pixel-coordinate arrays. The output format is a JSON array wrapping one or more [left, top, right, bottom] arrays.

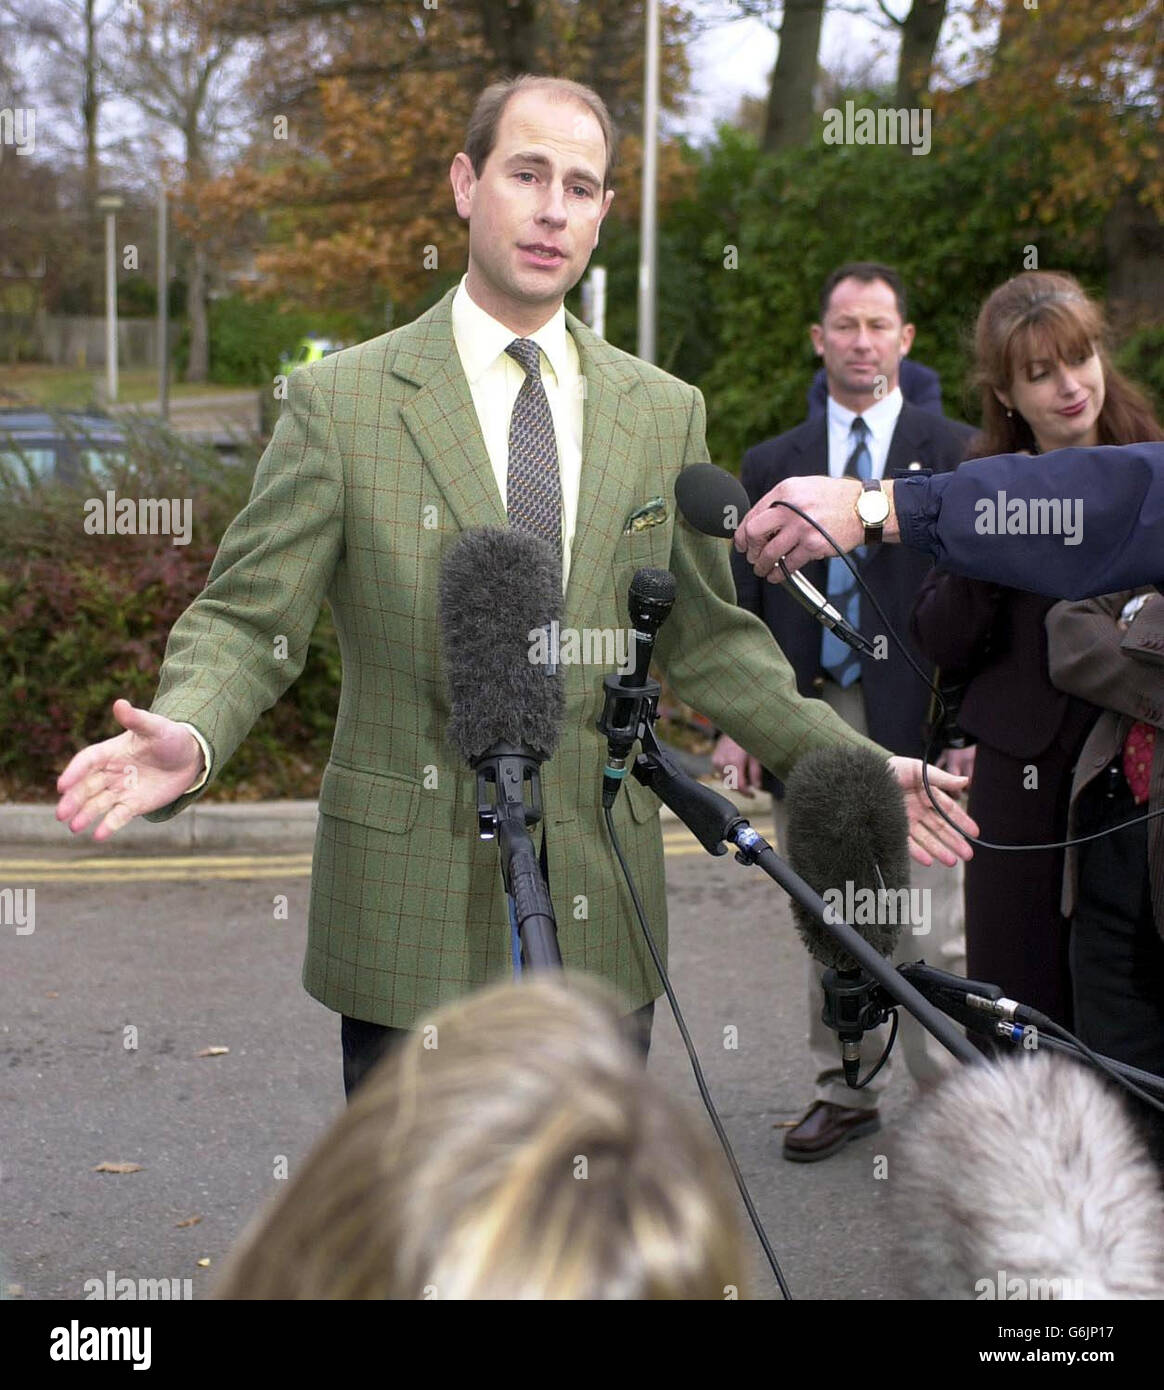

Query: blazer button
[[812, 675, 826, 691]]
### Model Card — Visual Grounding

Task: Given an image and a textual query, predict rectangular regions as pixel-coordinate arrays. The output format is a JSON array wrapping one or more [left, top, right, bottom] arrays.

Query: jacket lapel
[[563, 312, 642, 630], [394, 289, 508, 533], [792, 416, 831, 590], [884, 403, 928, 477]]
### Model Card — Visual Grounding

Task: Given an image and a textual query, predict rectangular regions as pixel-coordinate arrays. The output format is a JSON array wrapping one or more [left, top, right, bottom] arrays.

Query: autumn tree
[[194, 0, 693, 317], [763, 0, 827, 151], [932, 0, 1163, 258], [1, 0, 124, 313], [105, 1, 251, 381]]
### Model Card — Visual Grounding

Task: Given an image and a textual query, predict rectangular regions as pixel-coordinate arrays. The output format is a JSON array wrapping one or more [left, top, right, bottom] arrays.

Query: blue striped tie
[[821, 416, 871, 687]]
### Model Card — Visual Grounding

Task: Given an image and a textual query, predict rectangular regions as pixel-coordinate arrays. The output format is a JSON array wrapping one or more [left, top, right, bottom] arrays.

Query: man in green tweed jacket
[[56, 76, 974, 1080]]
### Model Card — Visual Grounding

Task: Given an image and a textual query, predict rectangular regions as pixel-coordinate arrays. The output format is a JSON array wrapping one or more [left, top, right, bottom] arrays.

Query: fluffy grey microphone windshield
[[892, 1052, 1164, 1300], [783, 746, 910, 969], [439, 527, 565, 764]]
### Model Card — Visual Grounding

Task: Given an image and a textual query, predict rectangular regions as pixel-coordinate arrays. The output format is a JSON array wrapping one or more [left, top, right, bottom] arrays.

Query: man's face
[[450, 90, 614, 332], [810, 277, 915, 406]]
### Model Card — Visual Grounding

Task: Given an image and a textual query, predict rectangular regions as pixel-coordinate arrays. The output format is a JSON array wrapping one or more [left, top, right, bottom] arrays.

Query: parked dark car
[[0, 409, 128, 486]]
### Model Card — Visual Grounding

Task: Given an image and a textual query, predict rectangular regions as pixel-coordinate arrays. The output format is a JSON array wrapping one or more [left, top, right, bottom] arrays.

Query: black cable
[[603, 804, 793, 1301], [1018, 1010, 1164, 1116], [852, 1007, 898, 1090]]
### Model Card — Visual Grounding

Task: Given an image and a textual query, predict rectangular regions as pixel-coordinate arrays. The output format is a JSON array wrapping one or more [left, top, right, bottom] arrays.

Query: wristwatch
[[854, 478, 890, 545]]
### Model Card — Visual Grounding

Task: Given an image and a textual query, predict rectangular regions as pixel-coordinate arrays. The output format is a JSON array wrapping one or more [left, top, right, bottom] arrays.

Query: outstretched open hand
[[55, 699, 204, 842]]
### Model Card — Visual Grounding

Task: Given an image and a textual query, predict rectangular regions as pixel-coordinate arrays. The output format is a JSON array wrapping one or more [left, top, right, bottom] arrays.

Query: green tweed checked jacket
[[145, 286, 881, 1027]]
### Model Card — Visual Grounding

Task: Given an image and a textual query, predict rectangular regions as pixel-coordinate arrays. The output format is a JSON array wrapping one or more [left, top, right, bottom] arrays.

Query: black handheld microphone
[[439, 527, 565, 969], [598, 567, 677, 807], [784, 745, 912, 1085], [623, 567, 678, 689], [675, 461, 875, 657]]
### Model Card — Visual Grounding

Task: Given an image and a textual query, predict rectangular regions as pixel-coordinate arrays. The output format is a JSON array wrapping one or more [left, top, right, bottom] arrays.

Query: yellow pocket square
[[623, 497, 668, 535]]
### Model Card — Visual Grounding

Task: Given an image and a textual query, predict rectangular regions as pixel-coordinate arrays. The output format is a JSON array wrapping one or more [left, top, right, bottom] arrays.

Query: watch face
[[857, 488, 891, 526]]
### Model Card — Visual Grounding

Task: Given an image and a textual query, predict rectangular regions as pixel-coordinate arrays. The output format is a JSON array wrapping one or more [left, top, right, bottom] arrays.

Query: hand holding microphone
[[675, 463, 978, 867], [674, 462, 875, 656], [732, 473, 900, 580]]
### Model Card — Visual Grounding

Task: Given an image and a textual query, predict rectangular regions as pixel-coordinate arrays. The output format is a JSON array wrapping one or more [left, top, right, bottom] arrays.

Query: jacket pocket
[[625, 774, 663, 824], [318, 761, 420, 833], [611, 524, 673, 584]]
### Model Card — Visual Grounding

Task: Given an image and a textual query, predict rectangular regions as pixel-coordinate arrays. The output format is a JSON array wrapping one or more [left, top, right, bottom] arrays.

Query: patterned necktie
[[1123, 721, 1156, 804], [821, 416, 872, 687], [505, 338, 562, 560]]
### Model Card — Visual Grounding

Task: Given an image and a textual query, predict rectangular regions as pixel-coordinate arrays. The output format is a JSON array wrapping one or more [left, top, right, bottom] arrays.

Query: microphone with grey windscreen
[[439, 527, 564, 765], [439, 527, 565, 969], [674, 461, 875, 656], [783, 746, 910, 969], [784, 745, 911, 1084]]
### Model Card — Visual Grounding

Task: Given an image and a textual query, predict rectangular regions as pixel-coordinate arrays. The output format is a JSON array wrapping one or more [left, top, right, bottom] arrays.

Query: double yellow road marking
[[0, 830, 707, 883]]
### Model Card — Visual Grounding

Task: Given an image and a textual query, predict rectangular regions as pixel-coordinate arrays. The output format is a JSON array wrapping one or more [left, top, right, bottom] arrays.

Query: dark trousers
[[342, 998, 657, 1099], [1071, 770, 1164, 1156]]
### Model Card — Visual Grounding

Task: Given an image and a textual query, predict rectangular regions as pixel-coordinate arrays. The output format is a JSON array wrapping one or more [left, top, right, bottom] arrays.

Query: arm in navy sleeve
[[894, 443, 1164, 599]]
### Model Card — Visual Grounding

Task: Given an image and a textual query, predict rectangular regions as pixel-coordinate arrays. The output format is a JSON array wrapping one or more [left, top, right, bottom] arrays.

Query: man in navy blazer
[[714, 262, 975, 1161]]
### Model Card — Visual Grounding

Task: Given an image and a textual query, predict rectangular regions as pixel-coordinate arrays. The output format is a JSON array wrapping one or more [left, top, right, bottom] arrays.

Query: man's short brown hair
[[464, 75, 617, 191]]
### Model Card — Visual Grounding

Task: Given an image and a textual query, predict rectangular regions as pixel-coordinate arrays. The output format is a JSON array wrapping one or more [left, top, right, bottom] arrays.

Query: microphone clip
[[597, 671, 661, 809], [821, 967, 894, 1087], [821, 968, 890, 1036], [474, 745, 544, 841]]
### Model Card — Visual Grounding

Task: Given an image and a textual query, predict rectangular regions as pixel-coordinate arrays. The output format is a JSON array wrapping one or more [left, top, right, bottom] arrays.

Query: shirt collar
[[452, 275, 570, 387], [826, 384, 903, 443]]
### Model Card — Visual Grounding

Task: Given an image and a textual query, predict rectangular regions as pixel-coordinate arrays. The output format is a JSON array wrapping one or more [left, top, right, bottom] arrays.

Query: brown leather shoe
[[782, 1100, 881, 1162]]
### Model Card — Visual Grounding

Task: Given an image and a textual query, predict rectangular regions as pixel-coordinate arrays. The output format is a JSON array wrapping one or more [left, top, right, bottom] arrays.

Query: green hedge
[[587, 119, 1125, 470], [174, 294, 367, 387], [0, 419, 340, 801], [1116, 323, 1164, 417]]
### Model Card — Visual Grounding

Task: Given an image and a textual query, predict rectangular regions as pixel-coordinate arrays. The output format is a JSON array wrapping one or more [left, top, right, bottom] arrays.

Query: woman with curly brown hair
[[910, 271, 1164, 1028]]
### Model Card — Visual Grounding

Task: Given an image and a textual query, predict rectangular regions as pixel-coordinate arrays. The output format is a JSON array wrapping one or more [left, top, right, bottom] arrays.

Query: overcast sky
[[678, 3, 984, 142], [11, 2, 990, 177]]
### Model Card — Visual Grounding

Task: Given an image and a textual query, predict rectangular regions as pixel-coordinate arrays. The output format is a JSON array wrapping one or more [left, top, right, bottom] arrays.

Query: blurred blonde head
[[214, 974, 745, 1300]]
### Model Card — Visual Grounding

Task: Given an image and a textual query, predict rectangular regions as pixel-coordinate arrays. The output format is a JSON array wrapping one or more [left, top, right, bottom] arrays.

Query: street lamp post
[[95, 191, 124, 404], [157, 180, 169, 422], [637, 0, 659, 364]]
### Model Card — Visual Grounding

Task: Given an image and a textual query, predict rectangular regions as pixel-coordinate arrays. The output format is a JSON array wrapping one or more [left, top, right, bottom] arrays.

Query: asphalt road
[[0, 824, 925, 1302]]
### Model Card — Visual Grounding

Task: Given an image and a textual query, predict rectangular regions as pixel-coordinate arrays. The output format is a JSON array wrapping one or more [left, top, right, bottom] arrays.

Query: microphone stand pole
[[475, 745, 561, 971]]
